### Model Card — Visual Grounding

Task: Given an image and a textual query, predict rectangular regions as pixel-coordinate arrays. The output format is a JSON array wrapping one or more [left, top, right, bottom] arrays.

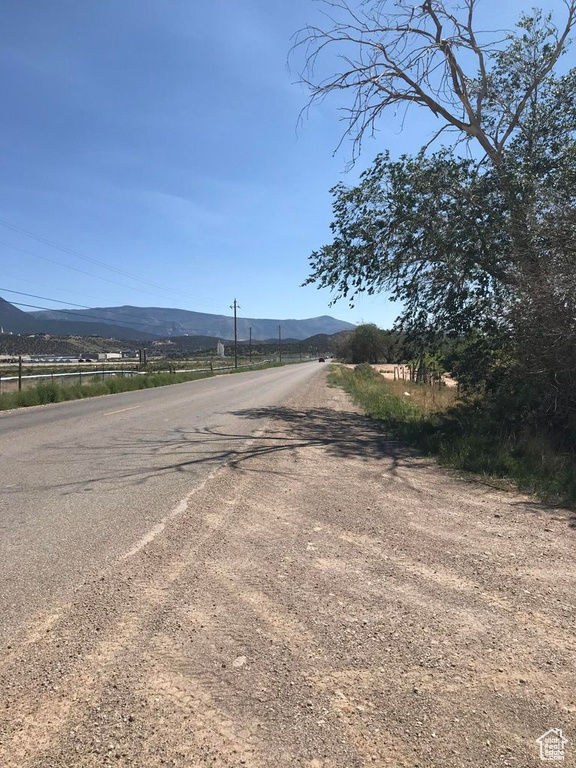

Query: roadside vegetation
[[0, 361, 293, 412], [331, 364, 576, 503], [297, 1, 576, 503]]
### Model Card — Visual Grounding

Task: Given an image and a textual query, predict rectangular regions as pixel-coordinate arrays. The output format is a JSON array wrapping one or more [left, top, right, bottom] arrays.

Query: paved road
[[0, 369, 574, 768], [0, 363, 320, 641]]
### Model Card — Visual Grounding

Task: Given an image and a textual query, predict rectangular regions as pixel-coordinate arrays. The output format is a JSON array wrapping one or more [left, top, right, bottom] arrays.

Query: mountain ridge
[[0, 297, 154, 340], [28, 304, 355, 340]]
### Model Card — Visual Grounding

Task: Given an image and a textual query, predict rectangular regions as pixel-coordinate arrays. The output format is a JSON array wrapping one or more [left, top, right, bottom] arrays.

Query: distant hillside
[[30, 304, 355, 340], [0, 334, 134, 357], [0, 297, 37, 334], [0, 329, 348, 358], [0, 297, 154, 340]]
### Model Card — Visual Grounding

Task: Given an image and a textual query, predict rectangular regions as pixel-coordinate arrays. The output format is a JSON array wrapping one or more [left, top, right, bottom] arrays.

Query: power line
[[1, 287, 100, 310], [0, 216, 211, 305], [0, 238, 220, 313], [1, 270, 132, 305], [230, 298, 240, 369], [0, 287, 156, 325], [7, 300, 155, 330], [0, 238, 169, 300]]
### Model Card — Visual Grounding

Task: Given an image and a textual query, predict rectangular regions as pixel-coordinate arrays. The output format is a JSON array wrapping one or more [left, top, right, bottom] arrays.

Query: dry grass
[[384, 378, 458, 416], [371, 363, 457, 388], [329, 363, 576, 503]]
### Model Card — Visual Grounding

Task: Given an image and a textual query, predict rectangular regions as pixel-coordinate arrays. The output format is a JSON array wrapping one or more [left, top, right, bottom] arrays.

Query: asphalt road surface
[[0, 362, 320, 642], [1, 366, 574, 767]]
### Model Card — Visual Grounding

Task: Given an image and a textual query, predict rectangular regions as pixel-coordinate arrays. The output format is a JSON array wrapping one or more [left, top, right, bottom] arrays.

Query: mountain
[[0, 297, 38, 334], [29, 305, 355, 340], [0, 297, 154, 340]]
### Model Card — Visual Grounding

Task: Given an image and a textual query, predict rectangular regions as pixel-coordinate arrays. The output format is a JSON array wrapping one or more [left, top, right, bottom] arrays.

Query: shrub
[[329, 364, 576, 503]]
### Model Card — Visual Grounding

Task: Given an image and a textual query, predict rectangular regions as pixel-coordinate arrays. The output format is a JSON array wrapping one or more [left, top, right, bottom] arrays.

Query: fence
[[0, 359, 287, 394], [0, 368, 140, 394]]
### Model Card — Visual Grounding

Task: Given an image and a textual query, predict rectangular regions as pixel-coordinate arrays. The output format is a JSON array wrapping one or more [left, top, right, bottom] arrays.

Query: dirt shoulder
[[1, 371, 575, 767]]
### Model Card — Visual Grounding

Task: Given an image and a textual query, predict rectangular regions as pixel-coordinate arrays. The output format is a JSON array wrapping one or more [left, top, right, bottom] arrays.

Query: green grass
[[0, 361, 294, 412], [329, 363, 576, 504]]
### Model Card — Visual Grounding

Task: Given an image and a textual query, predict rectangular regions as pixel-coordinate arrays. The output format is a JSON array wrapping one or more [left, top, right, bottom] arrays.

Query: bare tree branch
[[292, 0, 576, 165]]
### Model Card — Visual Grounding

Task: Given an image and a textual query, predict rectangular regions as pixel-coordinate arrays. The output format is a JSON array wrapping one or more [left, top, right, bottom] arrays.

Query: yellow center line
[[103, 405, 142, 417]]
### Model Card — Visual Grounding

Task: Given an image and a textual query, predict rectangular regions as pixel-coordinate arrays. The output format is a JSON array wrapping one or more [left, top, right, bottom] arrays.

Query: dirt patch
[[0, 372, 574, 766], [371, 363, 457, 388]]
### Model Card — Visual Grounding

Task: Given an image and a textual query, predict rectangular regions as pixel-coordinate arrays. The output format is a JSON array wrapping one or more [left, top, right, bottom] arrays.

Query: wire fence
[[0, 359, 300, 393]]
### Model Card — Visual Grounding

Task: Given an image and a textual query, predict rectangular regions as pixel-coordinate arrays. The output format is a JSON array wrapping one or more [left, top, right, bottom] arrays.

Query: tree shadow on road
[[232, 405, 409, 458], [507, 499, 576, 525], [8, 405, 431, 494]]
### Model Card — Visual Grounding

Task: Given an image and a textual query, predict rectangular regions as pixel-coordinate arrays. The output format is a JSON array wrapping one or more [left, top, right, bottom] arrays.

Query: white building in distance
[[97, 352, 122, 361]]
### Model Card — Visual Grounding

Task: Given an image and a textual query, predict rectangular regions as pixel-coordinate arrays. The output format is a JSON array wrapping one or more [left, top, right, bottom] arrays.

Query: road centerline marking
[[103, 405, 142, 417]]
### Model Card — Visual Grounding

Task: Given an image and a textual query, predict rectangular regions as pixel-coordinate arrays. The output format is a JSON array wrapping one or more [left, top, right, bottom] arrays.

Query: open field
[[0, 355, 311, 395]]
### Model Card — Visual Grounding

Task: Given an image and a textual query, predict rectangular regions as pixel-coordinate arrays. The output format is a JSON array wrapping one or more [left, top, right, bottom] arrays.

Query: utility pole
[[278, 324, 282, 363], [230, 299, 240, 369], [249, 326, 252, 364]]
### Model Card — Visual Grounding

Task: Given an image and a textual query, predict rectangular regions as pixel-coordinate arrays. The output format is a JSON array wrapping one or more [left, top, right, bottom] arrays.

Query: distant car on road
[[318, 357, 325, 362]]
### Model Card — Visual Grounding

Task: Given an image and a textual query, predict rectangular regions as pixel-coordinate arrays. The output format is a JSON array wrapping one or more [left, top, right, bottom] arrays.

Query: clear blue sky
[[0, 0, 569, 328]]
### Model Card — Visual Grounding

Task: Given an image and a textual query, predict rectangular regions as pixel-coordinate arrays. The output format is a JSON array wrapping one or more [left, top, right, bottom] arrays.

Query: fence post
[[18, 356, 22, 391]]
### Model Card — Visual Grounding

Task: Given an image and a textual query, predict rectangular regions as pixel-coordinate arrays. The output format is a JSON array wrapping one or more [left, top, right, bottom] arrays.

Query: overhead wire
[[1, 270, 133, 305], [1, 287, 93, 309], [0, 287, 158, 325], [7, 300, 156, 330], [0, 238, 171, 299], [0, 238, 222, 313], [0, 215, 214, 305]]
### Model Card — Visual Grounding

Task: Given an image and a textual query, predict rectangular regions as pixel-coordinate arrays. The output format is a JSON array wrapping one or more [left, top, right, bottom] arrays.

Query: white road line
[[102, 405, 142, 417], [120, 463, 221, 560], [121, 424, 269, 561]]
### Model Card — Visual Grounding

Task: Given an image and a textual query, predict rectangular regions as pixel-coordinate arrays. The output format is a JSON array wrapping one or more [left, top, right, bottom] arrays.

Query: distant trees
[[337, 324, 402, 364]]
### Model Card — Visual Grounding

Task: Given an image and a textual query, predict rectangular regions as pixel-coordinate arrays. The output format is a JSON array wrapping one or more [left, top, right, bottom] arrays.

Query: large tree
[[294, 0, 576, 169], [297, 2, 576, 435], [295, 0, 576, 271], [306, 150, 510, 336], [338, 323, 400, 363]]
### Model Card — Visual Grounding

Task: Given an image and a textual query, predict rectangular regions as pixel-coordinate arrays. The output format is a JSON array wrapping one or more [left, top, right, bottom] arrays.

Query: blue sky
[[0, 0, 570, 329]]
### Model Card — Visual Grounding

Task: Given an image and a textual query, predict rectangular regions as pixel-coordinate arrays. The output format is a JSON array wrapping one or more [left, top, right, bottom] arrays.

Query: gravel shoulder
[[1, 370, 575, 767]]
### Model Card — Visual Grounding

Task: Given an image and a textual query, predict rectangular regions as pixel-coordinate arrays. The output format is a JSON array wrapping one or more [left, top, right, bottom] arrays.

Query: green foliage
[[307, 151, 510, 336], [353, 362, 374, 376], [308, 18, 576, 437], [338, 324, 409, 364], [330, 365, 576, 502], [300, 1, 576, 478], [0, 361, 292, 412], [337, 324, 397, 363]]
